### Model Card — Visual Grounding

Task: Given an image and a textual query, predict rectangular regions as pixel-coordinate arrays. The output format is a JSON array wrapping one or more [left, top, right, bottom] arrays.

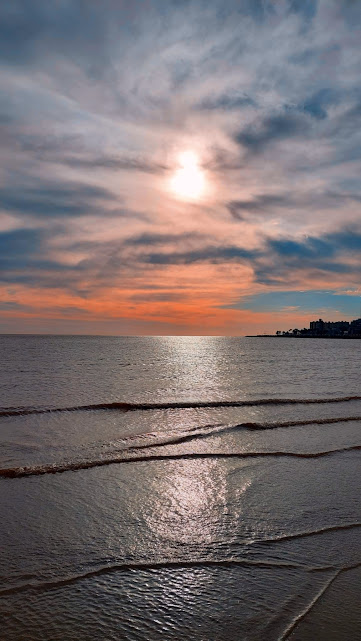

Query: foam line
[[1, 445, 360, 478], [2, 557, 361, 600], [0, 559, 335, 598], [1, 395, 361, 417], [279, 570, 340, 640]]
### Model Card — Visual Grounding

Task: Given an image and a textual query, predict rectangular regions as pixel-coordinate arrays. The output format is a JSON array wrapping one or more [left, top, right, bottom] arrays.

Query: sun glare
[[170, 150, 206, 200]]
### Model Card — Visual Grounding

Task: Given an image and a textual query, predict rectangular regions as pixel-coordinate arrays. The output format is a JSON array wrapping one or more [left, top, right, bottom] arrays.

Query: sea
[[0, 335, 360, 641]]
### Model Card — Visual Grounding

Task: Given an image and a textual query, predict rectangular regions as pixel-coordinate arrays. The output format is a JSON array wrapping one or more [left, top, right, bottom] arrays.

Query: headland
[[248, 317, 361, 338]]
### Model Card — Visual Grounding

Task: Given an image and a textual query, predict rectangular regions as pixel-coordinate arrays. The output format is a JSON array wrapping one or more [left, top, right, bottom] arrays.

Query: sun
[[170, 151, 206, 200]]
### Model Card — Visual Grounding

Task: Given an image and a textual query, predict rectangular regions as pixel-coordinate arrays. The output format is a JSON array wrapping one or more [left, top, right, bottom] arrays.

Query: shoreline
[[246, 335, 361, 339]]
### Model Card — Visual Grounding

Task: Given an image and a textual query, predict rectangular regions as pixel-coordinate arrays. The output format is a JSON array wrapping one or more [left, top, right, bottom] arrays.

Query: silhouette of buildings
[[274, 318, 361, 338]]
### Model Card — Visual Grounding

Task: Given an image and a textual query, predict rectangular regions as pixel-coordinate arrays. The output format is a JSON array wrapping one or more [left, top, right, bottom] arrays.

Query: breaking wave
[[1, 394, 361, 417], [1, 541, 360, 597], [1, 444, 360, 479]]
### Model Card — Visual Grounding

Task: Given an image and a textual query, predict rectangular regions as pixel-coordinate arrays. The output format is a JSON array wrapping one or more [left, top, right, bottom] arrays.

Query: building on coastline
[[274, 318, 361, 338], [350, 318, 361, 335]]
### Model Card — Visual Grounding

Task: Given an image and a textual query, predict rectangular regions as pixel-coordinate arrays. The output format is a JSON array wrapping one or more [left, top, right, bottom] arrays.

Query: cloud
[[267, 236, 333, 259], [299, 87, 339, 120], [1, 0, 361, 333], [196, 92, 256, 112], [235, 112, 309, 152], [269, 227, 361, 259], [63, 155, 168, 174], [0, 228, 42, 259], [130, 291, 186, 303], [228, 189, 361, 221], [125, 232, 206, 246], [0, 1, 115, 67], [0, 300, 28, 311], [228, 194, 291, 219], [0, 181, 115, 218], [142, 245, 258, 265], [288, 0, 318, 21], [253, 226, 361, 285], [0, 227, 74, 285]]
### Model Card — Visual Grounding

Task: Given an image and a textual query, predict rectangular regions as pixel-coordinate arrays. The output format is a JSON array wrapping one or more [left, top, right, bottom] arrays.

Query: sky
[[1, 0, 361, 335]]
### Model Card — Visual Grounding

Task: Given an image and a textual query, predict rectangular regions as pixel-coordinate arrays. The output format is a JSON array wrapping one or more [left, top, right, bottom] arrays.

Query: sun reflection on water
[[144, 459, 227, 546], [154, 336, 228, 401]]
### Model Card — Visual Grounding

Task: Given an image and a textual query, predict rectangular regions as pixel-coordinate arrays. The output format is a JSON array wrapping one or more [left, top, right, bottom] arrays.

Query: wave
[[105, 413, 361, 460], [279, 570, 340, 640], [1, 545, 360, 598], [1, 394, 361, 417], [1, 444, 360, 479], [1, 411, 360, 479], [0, 559, 328, 597], [237, 414, 361, 431], [279, 558, 361, 639], [258, 521, 361, 544]]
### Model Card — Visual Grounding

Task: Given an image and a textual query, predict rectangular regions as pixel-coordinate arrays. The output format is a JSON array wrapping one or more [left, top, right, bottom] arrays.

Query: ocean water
[[0, 335, 360, 641]]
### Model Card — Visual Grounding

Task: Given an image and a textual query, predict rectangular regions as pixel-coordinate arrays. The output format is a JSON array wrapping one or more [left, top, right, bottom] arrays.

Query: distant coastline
[[248, 317, 361, 338], [247, 334, 361, 338]]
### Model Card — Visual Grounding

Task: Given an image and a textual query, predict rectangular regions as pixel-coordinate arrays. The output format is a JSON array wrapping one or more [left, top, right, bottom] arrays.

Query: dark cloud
[[64, 156, 167, 174], [327, 228, 361, 251], [0, 1, 123, 68], [339, 0, 361, 27], [0, 228, 41, 259], [106, 208, 149, 222], [196, 92, 256, 112], [228, 189, 361, 221], [288, 0, 318, 21], [235, 0, 275, 22], [0, 181, 115, 218], [0, 228, 73, 284], [136, 226, 361, 274], [299, 88, 339, 120], [228, 195, 291, 219], [204, 148, 245, 172], [1, 0, 272, 72], [268, 236, 333, 259], [0, 301, 28, 311], [125, 232, 205, 246], [142, 245, 258, 265], [12, 133, 84, 156], [235, 112, 309, 152], [131, 291, 186, 303], [272, 227, 361, 260], [254, 226, 361, 284], [56, 306, 90, 316]]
